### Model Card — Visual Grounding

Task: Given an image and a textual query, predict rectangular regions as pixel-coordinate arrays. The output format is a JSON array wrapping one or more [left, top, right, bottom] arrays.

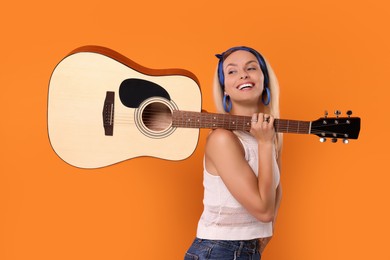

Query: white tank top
[[196, 131, 280, 240]]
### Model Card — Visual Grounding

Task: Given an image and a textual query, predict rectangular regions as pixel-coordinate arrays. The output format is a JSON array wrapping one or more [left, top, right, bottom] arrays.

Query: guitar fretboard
[[172, 110, 311, 134]]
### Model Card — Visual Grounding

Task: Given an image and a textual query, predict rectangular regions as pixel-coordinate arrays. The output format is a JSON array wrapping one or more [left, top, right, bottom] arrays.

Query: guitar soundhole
[[135, 97, 177, 139], [142, 102, 172, 131]]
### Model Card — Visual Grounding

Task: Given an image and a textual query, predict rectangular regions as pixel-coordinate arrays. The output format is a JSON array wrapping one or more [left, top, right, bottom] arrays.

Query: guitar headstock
[[311, 110, 361, 144]]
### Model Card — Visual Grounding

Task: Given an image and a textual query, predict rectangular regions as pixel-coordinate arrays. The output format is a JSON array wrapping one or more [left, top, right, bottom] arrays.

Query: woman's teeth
[[238, 83, 253, 90]]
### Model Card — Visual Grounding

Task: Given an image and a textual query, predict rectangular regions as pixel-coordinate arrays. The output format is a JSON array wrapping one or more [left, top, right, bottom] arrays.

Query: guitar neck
[[172, 110, 311, 134]]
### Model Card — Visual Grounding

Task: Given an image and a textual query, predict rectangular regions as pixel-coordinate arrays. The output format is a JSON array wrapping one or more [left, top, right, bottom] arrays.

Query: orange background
[[1, 0, 389, 259]]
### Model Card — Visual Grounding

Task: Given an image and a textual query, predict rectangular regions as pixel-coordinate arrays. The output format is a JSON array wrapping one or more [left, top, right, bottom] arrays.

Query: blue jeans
[[184, 238, 261, 260]]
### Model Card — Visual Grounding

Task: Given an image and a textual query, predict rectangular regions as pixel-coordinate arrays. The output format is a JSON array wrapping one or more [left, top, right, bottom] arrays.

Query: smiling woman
[[184, 46, 283, 260]]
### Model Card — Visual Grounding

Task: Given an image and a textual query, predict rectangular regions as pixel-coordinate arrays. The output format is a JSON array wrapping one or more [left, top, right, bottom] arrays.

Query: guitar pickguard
[[119, 78, 171, 108]]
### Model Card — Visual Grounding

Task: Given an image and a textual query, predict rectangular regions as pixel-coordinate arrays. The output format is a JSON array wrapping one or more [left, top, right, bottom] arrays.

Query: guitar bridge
[[102, 91, 114, 136]]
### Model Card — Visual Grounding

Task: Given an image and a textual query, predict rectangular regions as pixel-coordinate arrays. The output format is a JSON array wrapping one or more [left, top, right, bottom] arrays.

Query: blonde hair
[[212, 54, 283, 153]]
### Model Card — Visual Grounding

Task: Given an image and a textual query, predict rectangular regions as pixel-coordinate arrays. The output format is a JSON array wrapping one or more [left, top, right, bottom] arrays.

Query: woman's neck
[[229, 102, 264, 116], [229, 108, 261, 116]]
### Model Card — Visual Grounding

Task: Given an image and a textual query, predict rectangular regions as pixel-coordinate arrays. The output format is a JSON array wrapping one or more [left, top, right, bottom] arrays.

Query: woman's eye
[[247, 67, 256, 71], [227, 70, 236, 74]]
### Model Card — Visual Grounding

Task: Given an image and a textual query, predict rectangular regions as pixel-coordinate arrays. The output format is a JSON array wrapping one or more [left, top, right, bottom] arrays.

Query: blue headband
[[216, 46, 269, 91]]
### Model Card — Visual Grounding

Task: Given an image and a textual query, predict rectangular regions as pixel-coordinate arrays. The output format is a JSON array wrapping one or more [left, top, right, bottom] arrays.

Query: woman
[[185, 46, 283, 260]]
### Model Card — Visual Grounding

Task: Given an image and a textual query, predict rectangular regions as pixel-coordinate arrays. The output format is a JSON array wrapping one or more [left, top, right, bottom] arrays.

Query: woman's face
[[223, 50, 264, 104]]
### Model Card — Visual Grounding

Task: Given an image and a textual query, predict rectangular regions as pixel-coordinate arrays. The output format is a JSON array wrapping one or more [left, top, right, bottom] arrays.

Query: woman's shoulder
[[205, 129, 244, 153], [204, 129, 246, 173], [207, 128, 236, 142]]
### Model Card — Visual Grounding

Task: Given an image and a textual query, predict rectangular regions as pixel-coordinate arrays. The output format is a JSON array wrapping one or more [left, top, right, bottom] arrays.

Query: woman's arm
[[273, 149, 283, 230], [204, 114, 277, 223], [259, 149, 283, 253]]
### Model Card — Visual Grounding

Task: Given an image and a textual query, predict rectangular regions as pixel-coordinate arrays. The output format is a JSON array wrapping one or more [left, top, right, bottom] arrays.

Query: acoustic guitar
[[47, 46, 360, 169]]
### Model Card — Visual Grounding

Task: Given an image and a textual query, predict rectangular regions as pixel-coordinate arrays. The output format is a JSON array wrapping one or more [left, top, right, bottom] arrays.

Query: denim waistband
[[195, 237, 259, 253]]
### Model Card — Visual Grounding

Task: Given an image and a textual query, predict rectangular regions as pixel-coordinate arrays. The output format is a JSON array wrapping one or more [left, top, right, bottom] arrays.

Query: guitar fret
[[276, 119, 310, 134], [275, 119, 280, 133], [172, 111, 311, 134]]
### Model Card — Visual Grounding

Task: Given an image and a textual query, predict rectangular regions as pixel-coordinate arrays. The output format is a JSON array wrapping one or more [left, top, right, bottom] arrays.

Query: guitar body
[[48, 46, 202, 168]]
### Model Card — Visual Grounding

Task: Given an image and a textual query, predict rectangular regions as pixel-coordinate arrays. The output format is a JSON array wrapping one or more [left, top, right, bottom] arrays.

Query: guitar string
[[111, 121, 346, 136], [111, 107, 353, 120], [105, 108, 352, 136], [111, 122, 345, 136]]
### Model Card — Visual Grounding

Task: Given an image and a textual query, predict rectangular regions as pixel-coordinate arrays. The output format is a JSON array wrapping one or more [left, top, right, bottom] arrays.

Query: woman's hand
[[250, 113, 275, 144], [258, 237, 272, 254]]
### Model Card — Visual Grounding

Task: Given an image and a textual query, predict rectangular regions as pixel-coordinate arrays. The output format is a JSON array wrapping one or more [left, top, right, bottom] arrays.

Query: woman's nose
[[240, 72, 249, 79]]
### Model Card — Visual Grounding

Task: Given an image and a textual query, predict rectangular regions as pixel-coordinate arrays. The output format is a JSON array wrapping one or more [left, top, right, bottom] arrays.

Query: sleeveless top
[[196, 130, 280, 240]]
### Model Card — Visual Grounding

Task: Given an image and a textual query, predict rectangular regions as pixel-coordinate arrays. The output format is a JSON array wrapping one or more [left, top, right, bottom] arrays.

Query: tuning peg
[[320, 137, 327, 143], [333, 110, 341, 124], [346, 110, 353, 118], [343, 139, 349, 144], [334, 110, 341, 118], [323, 111, 328, 124]]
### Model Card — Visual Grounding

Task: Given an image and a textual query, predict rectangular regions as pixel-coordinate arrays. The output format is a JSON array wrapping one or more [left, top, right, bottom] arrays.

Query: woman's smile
[[237, 82, 255, 90]]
